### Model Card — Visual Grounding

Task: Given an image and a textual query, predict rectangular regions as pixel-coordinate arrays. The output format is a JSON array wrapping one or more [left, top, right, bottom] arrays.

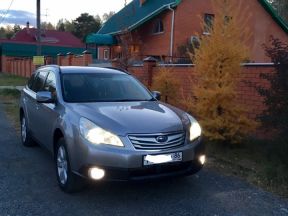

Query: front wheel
[[55, 138, 85, 193], [20, 114, 36, 147]]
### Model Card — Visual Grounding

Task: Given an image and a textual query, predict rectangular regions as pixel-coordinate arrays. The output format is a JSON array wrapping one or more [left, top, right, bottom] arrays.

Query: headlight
[[187, 114, 202, 141], [79, 117, 124, 147]]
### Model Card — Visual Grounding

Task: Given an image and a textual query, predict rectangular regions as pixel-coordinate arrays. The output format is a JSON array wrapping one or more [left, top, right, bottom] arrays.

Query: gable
[[98, 0, 181, 35]]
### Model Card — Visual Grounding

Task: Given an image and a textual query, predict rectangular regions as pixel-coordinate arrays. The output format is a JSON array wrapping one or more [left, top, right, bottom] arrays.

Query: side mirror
[[152, 91, 161, 100], [36, 91, 55, 103]]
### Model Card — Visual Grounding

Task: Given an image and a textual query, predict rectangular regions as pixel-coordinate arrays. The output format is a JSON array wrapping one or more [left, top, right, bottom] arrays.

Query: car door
[[24, 70, 48, 141], [35, 70, 59, 150]]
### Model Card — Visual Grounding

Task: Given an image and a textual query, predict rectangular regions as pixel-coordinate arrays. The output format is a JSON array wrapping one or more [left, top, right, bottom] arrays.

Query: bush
[[151, 66, 181, 105], [257, 37, 288, 138]]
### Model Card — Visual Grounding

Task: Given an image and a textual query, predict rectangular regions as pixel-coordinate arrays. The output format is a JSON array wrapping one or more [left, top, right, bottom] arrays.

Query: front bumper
[[80, 160, 203, 181], [70, 136, 205, 181]]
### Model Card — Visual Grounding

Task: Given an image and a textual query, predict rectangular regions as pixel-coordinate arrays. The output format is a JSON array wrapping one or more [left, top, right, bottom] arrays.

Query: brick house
[[87, 0, 288, 63]]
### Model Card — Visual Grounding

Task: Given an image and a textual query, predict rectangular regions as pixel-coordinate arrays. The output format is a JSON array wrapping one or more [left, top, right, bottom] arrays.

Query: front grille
[[128, 132, 185, 150]]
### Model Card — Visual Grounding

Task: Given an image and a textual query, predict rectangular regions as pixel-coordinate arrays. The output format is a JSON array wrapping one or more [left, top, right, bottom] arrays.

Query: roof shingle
[[98, 0, 181, 35], [11, 28, 84, 47]]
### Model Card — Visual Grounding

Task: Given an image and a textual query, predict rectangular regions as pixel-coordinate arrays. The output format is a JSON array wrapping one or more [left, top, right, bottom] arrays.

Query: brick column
[[45, 56, 52, 65], [67, 52, 74, 66], [143, 57, 157, 87], [57, 53, 65, 66], [111, 58, 120, 69], [82, 50, 92, 66]]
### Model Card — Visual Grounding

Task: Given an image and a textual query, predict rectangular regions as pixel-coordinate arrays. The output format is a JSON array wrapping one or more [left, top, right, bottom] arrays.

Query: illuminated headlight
[[89, 167, 105, 180], [79, 117, 124, 147], [199, 155, 206, 165], [187, 114, 202, 141]]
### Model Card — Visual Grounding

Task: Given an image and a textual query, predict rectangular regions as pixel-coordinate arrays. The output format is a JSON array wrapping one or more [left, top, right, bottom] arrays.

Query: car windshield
[[61, 73, 154, 103]]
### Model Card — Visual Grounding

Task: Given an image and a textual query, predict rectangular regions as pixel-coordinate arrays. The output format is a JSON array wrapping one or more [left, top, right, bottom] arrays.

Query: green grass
[[0, 73, 28, 86], [0, 89, 21, 133], [206, 138, 288, 197]]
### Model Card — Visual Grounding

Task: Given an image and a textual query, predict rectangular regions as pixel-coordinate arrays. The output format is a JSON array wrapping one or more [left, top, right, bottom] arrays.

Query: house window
[[152, 19, 164, 34], [130, 45, 140, 53], [103, 49, 109, 60], [204, 14, 215, 34], [224, 16, 232, 25]]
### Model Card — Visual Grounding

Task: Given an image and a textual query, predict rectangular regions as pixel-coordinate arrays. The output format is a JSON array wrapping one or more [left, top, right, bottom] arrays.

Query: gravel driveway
[[0, 105, 287, 216]]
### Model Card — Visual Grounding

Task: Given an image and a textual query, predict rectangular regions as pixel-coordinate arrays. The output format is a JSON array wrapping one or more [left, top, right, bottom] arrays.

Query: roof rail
[[103, 66, 131, 75]]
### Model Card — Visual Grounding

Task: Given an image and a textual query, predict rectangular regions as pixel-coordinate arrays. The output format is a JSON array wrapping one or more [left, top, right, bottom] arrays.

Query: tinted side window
[[27, 73, 36, 89], [31, 71, 48, 93], [43, 72, 56, 96]]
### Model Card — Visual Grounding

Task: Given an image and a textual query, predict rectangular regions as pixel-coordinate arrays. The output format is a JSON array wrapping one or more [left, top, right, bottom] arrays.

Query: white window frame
[[103, 49, 109, 60]]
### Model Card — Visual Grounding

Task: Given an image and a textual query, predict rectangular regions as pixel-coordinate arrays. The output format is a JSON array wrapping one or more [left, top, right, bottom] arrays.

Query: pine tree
[[191, 0, 256, 144]]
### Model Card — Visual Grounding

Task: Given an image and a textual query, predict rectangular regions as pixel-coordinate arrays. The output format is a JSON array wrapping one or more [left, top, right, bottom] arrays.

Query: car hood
[[68, 101, 188, 136]]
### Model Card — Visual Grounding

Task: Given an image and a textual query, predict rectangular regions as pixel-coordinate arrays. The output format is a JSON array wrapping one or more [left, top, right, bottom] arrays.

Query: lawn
[[206, 139, 288, 197], [0, 73, 28, 86], [0, 89, 21, 133]]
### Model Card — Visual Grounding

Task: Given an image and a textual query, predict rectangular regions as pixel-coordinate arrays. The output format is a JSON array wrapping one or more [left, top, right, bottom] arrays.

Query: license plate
[[143, 152, 182, 166]]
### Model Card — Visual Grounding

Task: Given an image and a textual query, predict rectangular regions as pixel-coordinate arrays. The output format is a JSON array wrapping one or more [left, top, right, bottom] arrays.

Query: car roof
[[36, 65, 128, 75], [59, 66, 128, 75]]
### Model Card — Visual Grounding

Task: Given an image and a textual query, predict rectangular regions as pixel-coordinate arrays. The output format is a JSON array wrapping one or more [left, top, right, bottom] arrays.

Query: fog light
[[89, 167, 105, 180], [199, 155, 206, 165]]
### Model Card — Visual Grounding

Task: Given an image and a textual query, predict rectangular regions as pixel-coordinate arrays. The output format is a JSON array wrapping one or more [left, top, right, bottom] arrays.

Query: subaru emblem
[[156, 135, 168, 143]]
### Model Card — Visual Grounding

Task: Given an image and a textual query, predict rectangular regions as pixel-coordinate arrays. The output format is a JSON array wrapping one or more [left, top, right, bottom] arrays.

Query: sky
[[0, 0, 132, 27]]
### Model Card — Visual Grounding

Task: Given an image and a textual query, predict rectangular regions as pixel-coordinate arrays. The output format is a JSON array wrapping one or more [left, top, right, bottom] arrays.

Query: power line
[[0, 0, 15, 25]]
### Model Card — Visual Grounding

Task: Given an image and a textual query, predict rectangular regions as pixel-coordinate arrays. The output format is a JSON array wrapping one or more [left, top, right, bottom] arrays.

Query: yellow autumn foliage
[[152, 66, 181, 106], [192, 0, 257, 144]]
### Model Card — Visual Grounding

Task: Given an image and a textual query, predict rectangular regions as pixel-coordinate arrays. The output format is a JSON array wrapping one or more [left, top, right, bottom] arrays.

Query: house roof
[[10, 28, 84, 47], [86, 33, 117, 45], [98, 0, 288, 36], [258, 0, 288, 34], [98, 0, 181, 35]]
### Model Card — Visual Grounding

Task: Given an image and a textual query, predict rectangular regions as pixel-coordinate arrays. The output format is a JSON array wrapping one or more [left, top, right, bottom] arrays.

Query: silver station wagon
[[20, 66, 205, 192]]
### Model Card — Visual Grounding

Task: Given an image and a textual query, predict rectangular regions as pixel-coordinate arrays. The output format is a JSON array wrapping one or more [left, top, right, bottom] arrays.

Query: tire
[[20, 114, 36, 147], [55, 138, 85, 193]]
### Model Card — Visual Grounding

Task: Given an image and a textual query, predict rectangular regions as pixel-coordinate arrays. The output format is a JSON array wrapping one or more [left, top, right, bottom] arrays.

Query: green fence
[[1, 42, 85, 57]]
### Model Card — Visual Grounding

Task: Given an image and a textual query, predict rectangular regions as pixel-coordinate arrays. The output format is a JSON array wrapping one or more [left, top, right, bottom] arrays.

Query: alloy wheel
[[57, 146, 68, 185], [21, 117, 27, 143]]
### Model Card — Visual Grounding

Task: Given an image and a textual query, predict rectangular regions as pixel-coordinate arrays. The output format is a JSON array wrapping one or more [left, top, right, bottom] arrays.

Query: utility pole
[[36, 0, 41, 55]]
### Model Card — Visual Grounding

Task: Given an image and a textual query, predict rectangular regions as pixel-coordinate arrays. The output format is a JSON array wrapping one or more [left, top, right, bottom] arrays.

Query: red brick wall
[[127, 63, 273, 119], [137, 10, 173, 57], [98, 46, 111, 60]]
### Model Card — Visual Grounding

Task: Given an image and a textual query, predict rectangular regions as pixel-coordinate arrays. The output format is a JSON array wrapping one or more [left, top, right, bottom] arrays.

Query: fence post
[[111, 58, 120, 69], [57, 53, 65, 66], [83, 50, 92, 66], [143, 57, 157, 87], [67, 52, 74, 66]]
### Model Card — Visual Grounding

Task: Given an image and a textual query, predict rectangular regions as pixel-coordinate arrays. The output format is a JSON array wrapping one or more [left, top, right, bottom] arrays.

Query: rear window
[[61, 73, 153, 103]]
